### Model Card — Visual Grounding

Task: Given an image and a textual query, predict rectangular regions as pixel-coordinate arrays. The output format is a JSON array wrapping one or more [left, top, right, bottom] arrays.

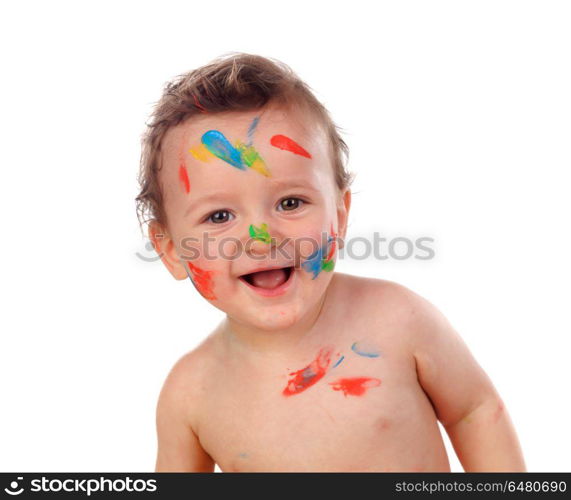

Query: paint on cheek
[[325, 224, 337, 262], [302, 230, 337, 279], [184, 261, 217, 300], [329, 377, 381, 397], [249, 223, 271, 244], [178, 164, 191, 194], [283, 346, 333, 396], [302, 244, 325, 278], [270, 134, 312, 159], [351, 341, 382, 358]]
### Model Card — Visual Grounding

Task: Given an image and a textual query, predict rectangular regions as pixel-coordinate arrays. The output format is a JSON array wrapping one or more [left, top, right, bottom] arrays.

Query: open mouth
[[239, 266, 294, 292]]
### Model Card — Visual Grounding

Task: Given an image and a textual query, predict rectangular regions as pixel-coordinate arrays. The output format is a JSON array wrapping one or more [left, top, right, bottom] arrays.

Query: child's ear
[[148, 220, 188, 281], [336, 188, 352, 249]]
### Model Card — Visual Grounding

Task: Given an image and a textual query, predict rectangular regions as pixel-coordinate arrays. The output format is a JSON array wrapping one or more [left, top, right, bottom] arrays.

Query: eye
[[206, 210, 234, 224], [278, 197, 305, 211]]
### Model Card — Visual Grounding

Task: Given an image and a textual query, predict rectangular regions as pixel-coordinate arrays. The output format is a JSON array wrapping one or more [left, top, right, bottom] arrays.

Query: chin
[[235, 304, 302, 331]]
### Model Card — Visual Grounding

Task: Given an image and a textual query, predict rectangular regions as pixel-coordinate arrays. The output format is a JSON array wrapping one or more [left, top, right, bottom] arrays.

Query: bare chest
[[196, 345, 448, 472]]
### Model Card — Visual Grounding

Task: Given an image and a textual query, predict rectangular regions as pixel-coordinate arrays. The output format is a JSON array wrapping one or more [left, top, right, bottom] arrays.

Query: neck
[[222, 281, 334, 359]]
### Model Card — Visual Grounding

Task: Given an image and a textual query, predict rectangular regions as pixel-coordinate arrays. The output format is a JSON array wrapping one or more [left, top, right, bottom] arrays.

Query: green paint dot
[[322, 259, 335, 272], [249, 223, 271, 244]]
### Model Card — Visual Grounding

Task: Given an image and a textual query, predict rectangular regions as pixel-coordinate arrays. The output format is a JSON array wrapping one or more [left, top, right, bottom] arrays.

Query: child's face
[[153, 105, 350, 331]]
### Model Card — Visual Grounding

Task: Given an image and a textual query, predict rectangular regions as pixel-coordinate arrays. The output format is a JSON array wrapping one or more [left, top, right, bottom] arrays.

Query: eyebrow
[[266, 179, 322, 192], [184, 192, 232, 217], [183, 180, 321, 217]]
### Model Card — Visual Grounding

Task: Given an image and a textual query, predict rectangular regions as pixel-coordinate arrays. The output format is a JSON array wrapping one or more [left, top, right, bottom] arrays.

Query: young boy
[[136, 53, 526, 472]]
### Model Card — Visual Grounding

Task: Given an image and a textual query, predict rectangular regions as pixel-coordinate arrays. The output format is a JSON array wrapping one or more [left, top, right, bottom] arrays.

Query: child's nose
[[246, 221, 274, 256], [248, 238, 271, 256]]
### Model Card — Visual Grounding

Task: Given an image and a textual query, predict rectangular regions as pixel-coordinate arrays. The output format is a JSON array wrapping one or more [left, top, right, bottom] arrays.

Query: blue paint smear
[[301, 236, 335, 279], [202, 130, 246, 170], [247, 117, 260, 146], [302, 243, 326, 279], [351, 341, 381, 358], [332, 355, 345, 368]]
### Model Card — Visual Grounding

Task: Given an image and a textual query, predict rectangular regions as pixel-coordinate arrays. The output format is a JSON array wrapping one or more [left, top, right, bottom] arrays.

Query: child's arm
[[155, 359, 215, 472], [403, 287, 526, 472]]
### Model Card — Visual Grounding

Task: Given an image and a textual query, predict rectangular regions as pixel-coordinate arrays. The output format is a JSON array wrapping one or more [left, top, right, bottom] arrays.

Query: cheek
[[177, 236, 230, 296], [216, 237, 241, 263]]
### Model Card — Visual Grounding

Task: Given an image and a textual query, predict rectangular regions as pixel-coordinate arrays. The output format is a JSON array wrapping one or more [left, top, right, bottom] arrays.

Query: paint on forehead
[[282, 346, 333, 396], [235, 141, 270, 177], [190, 130, 271, 177], [202, 130, 246, 169], [270, 134, 312, 159], [246, 116, 260, 146], [193, 93, 208, 113], [351, 341, 382, 358], [188, 143, 211, 162], [178, 163, 191, 194], [249, 223, 271, 244], [329, 377, 381, 397], [184, 261, 217, 300], [301, 225, 337, 279]]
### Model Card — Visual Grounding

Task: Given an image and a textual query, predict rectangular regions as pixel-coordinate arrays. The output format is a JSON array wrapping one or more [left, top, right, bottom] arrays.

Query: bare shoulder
[[154, 328, 224, 471], [330, 272, 450, 346], [156, 328, 222, 432]]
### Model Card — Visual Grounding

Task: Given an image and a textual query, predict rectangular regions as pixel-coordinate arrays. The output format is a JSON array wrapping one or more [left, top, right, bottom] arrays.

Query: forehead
[[160, 105, 333, 194]]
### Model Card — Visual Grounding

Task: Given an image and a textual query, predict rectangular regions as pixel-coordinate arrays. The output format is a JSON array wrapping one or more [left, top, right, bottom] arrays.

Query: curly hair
[[135, 52, 352, 234]]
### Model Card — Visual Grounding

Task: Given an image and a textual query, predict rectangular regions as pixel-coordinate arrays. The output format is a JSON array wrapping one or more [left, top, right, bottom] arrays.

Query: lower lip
[[239, 267, 296, 297]]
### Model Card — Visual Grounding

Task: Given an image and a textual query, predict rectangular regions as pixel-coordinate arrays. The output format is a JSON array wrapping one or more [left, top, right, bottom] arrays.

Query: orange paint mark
[[178, 163, 190, 194], [326, 224, 337, 261], [329, 377, 381, 397], [283, 346, 333, 396], [270, 134, 312, 158], [193, 93, 207, 113], [186, 261, 216, 300]]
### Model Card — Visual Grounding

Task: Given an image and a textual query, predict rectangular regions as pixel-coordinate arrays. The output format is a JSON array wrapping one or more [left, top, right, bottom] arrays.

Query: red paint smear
[[283, 347, 333, 396], [270, 134, 312, 159], [329, 377, 381, 397], [186, 261, 216, 300], [178, 164, 190, 194], [326, 224, 337, 261], [193, 93, 208, 113]]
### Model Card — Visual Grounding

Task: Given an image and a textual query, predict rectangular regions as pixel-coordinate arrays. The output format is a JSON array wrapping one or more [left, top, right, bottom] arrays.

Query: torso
[[190, 274, 451, 472]]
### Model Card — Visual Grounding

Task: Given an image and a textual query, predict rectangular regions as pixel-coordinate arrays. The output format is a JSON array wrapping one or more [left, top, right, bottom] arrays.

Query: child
[[135, 53, 525, 472]]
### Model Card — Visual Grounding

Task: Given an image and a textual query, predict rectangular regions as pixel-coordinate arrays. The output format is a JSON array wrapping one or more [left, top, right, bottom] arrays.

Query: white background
[[1, 0, 569, 472]]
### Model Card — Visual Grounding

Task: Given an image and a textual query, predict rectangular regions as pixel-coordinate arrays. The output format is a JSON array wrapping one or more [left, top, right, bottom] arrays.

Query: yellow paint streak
[[189, 143, 211, 162]]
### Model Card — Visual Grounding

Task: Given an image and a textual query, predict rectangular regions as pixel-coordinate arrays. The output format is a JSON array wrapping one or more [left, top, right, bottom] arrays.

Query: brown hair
[[135, 52, 353, 234]]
